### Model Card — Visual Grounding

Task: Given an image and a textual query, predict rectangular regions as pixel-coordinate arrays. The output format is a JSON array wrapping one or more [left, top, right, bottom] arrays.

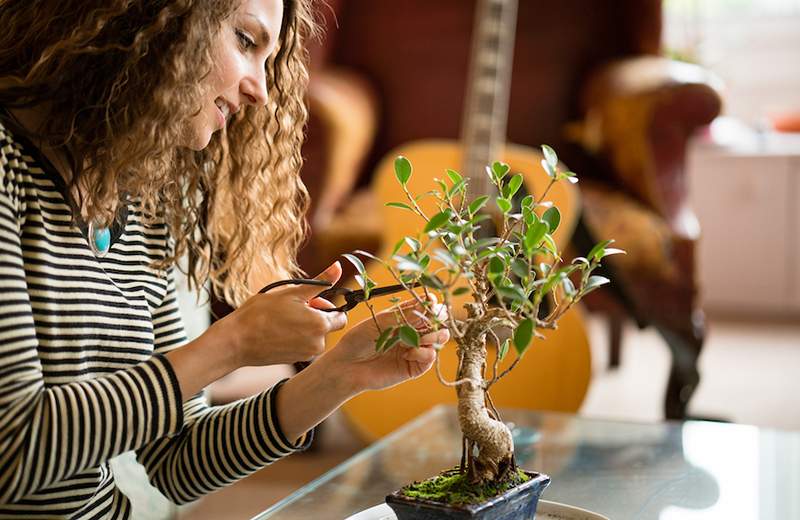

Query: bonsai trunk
[[457, 336, 514, 484]]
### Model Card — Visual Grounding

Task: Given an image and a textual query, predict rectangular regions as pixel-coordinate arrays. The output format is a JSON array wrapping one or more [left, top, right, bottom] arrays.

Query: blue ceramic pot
[[385, 471, 550, 520]]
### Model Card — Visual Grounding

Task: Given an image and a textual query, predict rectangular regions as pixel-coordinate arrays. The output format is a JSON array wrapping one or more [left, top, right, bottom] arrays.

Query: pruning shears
[[258, 278, 422, 312]]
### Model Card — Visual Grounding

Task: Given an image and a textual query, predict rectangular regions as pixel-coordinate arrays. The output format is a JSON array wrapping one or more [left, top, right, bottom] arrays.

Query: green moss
[[399, 468, 531, 506]]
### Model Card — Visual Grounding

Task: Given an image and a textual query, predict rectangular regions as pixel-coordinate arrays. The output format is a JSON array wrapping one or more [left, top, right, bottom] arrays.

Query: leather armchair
[[297, 0, 723, 419]]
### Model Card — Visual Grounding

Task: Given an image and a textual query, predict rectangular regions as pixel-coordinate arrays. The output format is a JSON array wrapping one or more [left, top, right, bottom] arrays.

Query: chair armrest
[[571, 56, 723, 230], [304, 67, 379, 231]]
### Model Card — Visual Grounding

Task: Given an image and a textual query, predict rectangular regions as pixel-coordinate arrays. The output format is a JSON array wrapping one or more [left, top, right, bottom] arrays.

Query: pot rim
[[385, 470, 551, 514]]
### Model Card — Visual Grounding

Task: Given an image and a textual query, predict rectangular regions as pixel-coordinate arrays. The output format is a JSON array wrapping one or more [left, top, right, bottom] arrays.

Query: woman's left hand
[[320, 297, 450, 394]]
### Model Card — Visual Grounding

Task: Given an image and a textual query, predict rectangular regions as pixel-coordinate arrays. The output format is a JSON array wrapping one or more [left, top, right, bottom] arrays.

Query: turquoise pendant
[[89, 221, 111, 257]]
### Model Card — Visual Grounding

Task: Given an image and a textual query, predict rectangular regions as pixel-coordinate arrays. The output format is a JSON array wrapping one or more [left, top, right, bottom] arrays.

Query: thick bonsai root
[[457, 340, 514, 484]]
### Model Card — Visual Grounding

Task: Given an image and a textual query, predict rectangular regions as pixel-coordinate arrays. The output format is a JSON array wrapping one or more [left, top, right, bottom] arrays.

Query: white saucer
[[345, 500, 609, 520]]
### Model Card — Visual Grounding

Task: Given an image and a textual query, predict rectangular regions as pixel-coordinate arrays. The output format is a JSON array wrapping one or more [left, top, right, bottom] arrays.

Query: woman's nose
[[241, 71, 268, 107]]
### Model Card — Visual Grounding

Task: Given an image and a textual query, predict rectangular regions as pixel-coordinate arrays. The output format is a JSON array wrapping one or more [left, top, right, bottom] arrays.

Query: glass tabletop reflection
[[253, 405, 800, 520]]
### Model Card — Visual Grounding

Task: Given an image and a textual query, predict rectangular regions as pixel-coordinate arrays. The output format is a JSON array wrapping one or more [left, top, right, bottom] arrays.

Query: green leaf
[[385, 201, 415, 211], [375, 327, 395, 352], [400, 272, 418, 284], [513, 318, 534, 355], [491, 161, 510, 181], [419, 254, 431, 269], [498, 338, 510, 361], [571, 256, 589, 267], [542, 207, 561, 233], [435, 178, 448, 194], [342, 253, 367, 277], [446, 169, 463, 184], [404, 237, 420, 252], [355, 275, 376, 299], [540, 158, 556, 178], [393, 254, 423, 272], [395, 156, 412, 185], [469, 237, 503, 251], [521, 195, 534, 209], [524, 221, 549, 253], [561, 277, 577, 297], [496, 285, 528, 304], [468, 214, 491, 227], [453, 286, 470, 296], [542, 145, 558, 170], [398, 325, 420, 348], [511, 258, 530, 279], [448, 179, 467, 197], [433, 248, 457, 268], [587, 239, 615, 263], [505, 174, 524, 199], [522, 206, 536, 226], [488, 256, 505, 276], [560, 171, 579, 184], [602, 248, 626, 258], [353, 249, 382, 262], [496, 197, 512, 214], [421, 273, 445, 289], [383, 332, 402, 352], [541, 233, 558, 255], [583, 275, 610, 294], [468, 195, 490, 216], [392, 238, 405, 256], [541, 270, 567, 297], [424, 209, 453, 233]]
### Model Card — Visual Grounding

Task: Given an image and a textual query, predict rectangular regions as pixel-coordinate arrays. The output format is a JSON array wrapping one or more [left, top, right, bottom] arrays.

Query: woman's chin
[[184, 129, 214, 151]]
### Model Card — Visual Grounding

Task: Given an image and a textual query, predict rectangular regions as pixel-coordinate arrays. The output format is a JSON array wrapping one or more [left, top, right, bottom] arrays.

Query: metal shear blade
[[257, 278, 421, 312], [316, 281, 421, 312]]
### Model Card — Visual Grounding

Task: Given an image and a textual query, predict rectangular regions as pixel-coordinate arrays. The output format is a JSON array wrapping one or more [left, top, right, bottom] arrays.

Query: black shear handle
[[258, 278, 332, 294]]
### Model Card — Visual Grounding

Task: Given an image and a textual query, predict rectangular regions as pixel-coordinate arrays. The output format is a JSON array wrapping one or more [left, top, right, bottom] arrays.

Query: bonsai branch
[[485, 355, 523, 390], [435, 352, 482, 388]]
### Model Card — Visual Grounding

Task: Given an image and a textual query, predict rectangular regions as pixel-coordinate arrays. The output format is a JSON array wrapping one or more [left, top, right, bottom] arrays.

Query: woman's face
[[184, 0, 284, 150]]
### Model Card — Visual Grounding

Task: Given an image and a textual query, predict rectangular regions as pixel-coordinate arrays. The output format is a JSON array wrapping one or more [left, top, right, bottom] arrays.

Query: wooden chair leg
[[608, 316, 624, 369], [655, 309, 706, 420]]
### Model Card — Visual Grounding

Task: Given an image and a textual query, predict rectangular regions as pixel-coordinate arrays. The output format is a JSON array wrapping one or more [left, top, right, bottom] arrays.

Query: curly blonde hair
[[0, 0, 317, 306]]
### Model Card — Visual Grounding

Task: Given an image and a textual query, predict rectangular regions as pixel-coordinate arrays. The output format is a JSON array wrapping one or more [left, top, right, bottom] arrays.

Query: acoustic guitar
[[327, 0, 591, 441]]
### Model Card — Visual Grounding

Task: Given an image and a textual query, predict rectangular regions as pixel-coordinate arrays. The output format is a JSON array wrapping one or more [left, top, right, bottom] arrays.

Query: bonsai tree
[[342, 146, 622, 493]]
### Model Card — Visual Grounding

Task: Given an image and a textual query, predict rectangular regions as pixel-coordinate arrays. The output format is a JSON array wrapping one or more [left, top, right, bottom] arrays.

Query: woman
[[0, 0, 448, 517]]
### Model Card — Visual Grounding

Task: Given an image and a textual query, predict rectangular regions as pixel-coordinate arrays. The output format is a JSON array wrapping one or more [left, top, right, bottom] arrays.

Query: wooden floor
[[176, 316, 800, 519]]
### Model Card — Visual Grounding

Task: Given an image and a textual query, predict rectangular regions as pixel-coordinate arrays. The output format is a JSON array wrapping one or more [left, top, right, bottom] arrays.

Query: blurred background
[[164, 1, 800, 518]]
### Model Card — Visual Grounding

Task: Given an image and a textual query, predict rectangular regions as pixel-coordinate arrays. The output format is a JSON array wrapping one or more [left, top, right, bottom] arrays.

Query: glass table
[[253, 405, 800, 519]]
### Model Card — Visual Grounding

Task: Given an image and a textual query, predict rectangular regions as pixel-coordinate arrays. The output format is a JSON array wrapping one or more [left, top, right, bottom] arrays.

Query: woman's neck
[[7, 105, 118, 222], [8, 105, 74, 184]]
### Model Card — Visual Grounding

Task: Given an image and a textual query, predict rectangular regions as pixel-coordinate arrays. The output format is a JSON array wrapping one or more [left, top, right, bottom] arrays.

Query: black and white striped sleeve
[[0, 168, 184, 504], [135, 271, 311, 504]]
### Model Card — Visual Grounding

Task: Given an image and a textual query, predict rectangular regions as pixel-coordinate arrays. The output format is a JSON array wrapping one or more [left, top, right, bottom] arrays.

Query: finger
[[382, 298, 442, 327], [403, 347, 436, 365], [420, 328, 450, 345], [413, 302, 448, 324], [295, 262, 342, 299], [308, 296, 337, 310]]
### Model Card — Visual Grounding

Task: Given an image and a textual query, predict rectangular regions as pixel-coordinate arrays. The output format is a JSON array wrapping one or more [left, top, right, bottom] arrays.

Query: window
[[664, 0, 800, 126]]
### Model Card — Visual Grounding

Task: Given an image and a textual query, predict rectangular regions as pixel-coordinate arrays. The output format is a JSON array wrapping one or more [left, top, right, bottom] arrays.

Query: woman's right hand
[[210, 262, 348, 368]]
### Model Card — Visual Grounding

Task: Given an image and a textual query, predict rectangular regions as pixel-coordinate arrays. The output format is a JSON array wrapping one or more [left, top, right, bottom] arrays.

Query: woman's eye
[[235, 29, 256, 50]]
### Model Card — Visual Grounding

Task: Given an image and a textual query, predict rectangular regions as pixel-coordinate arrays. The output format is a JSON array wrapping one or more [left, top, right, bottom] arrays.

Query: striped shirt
[[0, 116, 309, 519]]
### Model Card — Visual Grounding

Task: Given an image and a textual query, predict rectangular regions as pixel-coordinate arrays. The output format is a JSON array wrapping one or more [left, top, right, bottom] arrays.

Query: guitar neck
[[460, 0, 519, 200]]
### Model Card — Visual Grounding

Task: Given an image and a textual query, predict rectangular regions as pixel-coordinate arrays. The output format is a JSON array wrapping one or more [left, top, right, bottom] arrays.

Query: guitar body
[[328, 140, 592, 441]]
